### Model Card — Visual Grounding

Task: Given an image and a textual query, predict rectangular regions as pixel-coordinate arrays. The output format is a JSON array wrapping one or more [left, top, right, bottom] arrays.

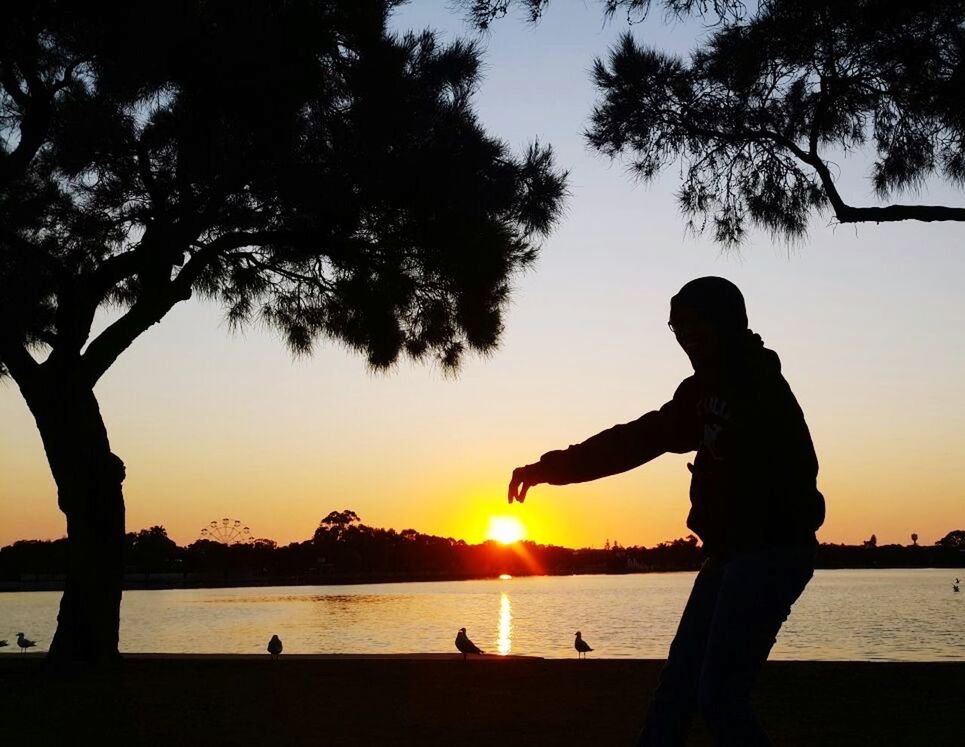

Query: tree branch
[[805, 83, 965, 223], [0, 55, 52, 186], [79, 236, 226, 384], [0, 97, 50, 185], [0, 64, 29, 106], [55, 235, 170, 363], [51, 58, 87, 93], [88, 249, 145, 297], [202, 230, 371, 260], [812, 162, 965, 222], [136, 137, 165, 211], [0, 335, 40, 389], [808, 84, 828, 158], [78, 226, 391, 384], [692, 119, 965, 224], [237, 252, 334, 289]]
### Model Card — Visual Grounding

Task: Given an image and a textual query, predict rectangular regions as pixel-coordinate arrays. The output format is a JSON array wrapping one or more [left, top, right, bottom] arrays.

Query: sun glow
[[487, 516, 526, 545]]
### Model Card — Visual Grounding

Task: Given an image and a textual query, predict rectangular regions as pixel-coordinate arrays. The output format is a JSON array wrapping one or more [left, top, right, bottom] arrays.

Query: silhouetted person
[[455, 628, 483, 660], [267, 634, 283, 659], [509, 277, 825, 746], [574, 631, 593, 659], [16, 633, 37, 654]]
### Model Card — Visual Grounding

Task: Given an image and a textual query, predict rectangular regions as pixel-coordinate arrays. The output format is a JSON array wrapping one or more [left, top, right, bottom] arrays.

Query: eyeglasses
[[668, 320, 705, 340]]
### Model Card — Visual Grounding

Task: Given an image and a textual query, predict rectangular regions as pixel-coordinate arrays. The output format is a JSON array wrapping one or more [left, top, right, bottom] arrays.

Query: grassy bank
[[1, 656, 961, 745]]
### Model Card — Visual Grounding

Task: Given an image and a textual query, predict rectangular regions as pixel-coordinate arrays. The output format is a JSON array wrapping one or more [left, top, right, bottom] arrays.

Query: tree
[[0, 1, 565, 664], [863, 533, 878, 548], [936, 530, 965, 549], [125, 525, 178, 573], [463, 0, 728, 29], [911, 533, 918, 547], [469, 0, 965, 245], [315, 510, 362, 543]]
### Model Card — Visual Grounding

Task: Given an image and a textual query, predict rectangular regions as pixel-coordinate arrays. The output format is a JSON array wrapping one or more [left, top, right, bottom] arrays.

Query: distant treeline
[[1, 511, 962, 591]]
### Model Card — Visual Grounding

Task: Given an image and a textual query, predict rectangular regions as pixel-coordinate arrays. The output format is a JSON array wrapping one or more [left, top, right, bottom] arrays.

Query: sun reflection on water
[[497, 592, 512, 655]]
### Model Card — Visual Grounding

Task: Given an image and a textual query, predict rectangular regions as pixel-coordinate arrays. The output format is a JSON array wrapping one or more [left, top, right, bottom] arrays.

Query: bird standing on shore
[[455, 628, 483, 661], [954, 578, 960, 593], [0, 639, 7, 648], [267, 634, 283, 659], [574, 631, 593, 659], [16, 633, 36, 654]]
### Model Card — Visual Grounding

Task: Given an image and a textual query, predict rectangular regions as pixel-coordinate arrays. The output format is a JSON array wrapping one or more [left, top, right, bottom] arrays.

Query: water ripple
[[0, 569, 961, 659]]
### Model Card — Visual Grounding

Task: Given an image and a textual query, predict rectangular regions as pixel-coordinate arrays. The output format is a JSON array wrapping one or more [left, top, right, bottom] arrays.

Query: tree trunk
[[24, 371, 126, 665]]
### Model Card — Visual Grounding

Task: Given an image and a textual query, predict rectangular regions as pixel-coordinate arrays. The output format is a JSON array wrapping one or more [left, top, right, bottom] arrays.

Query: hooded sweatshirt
[[533, 332, 825, 560]]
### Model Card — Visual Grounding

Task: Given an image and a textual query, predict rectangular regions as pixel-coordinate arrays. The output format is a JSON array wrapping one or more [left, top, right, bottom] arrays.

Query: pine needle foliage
[[0, 0, 567, 381], [467, 0, 965, 245]]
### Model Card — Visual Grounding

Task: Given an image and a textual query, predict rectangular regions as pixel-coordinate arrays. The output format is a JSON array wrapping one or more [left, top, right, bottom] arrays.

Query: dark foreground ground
[[1, 656, 961, 746]]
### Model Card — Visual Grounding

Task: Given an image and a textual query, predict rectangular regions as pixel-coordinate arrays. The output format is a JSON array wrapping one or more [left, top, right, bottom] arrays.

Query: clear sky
[[1, 2, 963, 549]]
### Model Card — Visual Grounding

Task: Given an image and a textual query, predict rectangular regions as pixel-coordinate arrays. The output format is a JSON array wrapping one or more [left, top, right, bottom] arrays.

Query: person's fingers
[[508, 464, 539, 503], [519, 481, 530, 503], [508, 469, 522, 503]]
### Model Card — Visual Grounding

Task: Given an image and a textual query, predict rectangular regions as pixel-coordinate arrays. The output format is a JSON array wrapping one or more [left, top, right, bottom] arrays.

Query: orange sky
[[1, 4, 963, 550]]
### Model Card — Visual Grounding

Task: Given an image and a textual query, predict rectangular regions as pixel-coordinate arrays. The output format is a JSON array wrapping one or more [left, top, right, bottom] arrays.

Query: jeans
[[638, 544, 815, 746]]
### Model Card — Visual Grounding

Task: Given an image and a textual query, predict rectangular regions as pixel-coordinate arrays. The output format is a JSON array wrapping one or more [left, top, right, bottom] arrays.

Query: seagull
[[267, 634, 283, 659], [954, 579, 960, 593], [574, 631, 593, 659], [16, 633, 37, 654], [455, 628, 483, 661]]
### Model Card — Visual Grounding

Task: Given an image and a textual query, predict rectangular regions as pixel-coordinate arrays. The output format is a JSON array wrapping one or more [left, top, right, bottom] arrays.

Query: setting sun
[[487, 516, 526, 545]]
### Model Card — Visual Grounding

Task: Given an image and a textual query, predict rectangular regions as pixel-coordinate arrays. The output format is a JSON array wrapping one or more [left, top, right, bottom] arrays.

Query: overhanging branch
[[691, 121, 965, 224], [831, 197, 965, 223], [807, 153, 965, 223]]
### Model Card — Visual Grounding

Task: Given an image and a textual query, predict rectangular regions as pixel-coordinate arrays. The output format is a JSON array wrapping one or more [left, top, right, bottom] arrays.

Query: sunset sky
[[1, 3, 963, 550]]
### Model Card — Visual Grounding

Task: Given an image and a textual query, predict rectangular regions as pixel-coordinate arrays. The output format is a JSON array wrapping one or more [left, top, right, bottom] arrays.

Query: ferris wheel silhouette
[[199, 518, 252, 545]]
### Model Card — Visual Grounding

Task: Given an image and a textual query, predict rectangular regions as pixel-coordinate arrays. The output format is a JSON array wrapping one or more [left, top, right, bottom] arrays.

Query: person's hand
[[508, 463, 541, 504]]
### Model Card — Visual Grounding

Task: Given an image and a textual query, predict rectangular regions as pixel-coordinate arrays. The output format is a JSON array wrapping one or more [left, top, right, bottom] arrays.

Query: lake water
[[1, 569, 962, 660]]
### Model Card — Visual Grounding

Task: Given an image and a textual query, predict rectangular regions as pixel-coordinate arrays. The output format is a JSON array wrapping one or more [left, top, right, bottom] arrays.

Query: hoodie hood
[[693, 328, 780, 381], [743, 330, 780, 371], [671, 277, 748, 336]]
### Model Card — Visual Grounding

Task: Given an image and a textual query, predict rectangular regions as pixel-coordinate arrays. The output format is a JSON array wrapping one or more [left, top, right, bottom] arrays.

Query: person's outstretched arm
[[508, 378, 699, 503]]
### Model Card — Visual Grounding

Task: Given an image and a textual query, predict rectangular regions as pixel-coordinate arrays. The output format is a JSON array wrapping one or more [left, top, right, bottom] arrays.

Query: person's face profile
[[669, 305, 721, 369]]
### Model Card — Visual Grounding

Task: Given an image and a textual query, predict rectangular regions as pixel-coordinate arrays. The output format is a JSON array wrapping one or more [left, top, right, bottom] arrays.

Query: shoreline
[[3, 563, 962, 593], [4, 652, 962, 664], [2, 567, 700, 593]]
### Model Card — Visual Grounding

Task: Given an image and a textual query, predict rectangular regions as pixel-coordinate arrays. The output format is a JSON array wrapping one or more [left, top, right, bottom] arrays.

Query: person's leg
[[638, 558, 725, 747], [696, 544, 815, 746]]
